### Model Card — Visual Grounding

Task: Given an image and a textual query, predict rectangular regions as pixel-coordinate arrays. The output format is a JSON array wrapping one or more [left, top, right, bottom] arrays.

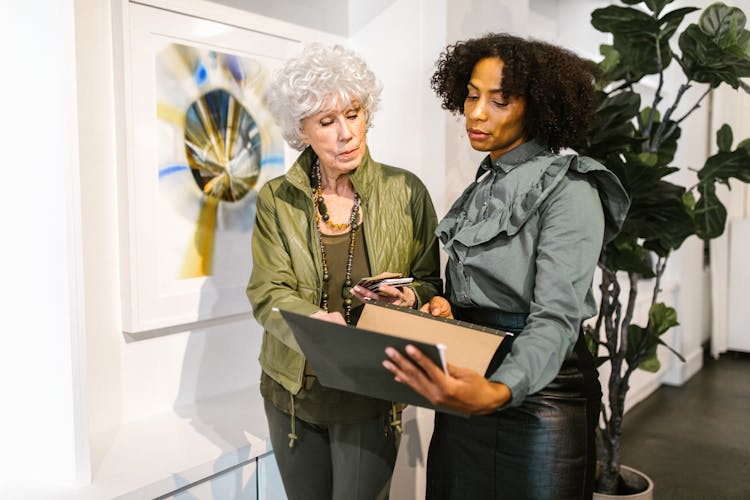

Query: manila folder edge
[[357, 303, 505, 374]]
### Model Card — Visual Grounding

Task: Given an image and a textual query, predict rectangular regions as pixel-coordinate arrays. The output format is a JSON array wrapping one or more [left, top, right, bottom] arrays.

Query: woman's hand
[[351, 284, 416, 308], [310, 310, 346, 325], [383, 344, 511, 414], [419, 296, 453, 319]]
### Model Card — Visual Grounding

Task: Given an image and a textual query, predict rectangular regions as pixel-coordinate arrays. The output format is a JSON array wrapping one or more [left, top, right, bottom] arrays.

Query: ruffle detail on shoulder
[[571, 156, 630, 245], [445, 155, 573, 249]]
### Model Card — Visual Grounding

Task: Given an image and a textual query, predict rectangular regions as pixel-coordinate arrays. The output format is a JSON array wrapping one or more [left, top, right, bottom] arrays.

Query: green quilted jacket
[[247, 146, 442, 394]]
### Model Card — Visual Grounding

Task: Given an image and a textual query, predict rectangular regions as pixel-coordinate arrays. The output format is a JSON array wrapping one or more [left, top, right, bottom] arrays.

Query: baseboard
[[624, 374, 663, 414], [661, 346, 704, 386]]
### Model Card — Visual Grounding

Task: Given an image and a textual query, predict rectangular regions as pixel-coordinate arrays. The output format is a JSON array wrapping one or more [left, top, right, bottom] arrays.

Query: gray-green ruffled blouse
[[436, 140, 629, 407]]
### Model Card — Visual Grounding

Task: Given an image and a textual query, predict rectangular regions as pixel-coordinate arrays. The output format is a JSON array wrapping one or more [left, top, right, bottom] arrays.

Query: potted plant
[[574, 0, 750, 496]]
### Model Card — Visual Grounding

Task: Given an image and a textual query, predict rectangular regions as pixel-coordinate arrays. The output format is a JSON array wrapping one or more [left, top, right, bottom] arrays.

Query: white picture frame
[[113, 2, 304, 334]]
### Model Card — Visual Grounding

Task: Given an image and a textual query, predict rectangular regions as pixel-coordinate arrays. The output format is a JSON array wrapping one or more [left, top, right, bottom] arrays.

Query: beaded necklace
[[312, 159, 361, 325]]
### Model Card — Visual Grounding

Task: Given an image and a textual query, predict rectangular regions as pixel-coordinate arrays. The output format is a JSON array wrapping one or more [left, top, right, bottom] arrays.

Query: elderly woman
[[379, 34, 630, 499], [246, 44, 441, 500]]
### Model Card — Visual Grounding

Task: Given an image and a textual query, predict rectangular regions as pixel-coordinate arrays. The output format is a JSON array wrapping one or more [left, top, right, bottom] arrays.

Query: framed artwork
[[115, 3, 299, 333]]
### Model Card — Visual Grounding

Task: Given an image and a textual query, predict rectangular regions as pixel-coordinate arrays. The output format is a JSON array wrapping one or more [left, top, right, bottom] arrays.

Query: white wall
[[0, 0, 89, 491], [76, 0, 266, 455], [210, 0, 349, 36], [74, 0, 123, 448], [349, 0, 448, 211]]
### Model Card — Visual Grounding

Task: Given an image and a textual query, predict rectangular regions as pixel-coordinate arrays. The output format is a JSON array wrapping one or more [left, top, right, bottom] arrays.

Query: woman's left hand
[[383, 344, 511, 415], [351, 284, 416, 308]]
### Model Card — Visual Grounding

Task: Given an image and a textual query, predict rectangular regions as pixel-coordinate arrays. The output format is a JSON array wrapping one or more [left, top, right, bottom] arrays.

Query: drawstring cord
[[288, 393, 299, 447]]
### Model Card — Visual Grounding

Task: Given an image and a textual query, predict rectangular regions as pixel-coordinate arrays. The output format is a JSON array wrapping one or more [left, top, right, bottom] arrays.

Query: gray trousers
[[264, 399, 398, 500]]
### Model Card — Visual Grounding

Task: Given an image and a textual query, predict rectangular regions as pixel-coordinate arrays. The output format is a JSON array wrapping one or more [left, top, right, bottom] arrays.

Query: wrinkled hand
[[383, 344, 511, 415], [351, 284, 416, 308], [310, 310, 346, 325], [419, 296, 453, 319]]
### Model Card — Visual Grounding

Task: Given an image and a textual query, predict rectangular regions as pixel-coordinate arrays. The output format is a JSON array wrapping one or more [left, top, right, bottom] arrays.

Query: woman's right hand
[[419, 296, 453, 319], [310, 310, 347, 325]]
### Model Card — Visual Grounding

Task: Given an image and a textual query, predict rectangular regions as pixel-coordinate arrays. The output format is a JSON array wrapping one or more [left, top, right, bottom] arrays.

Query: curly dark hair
[[431, 33, 595, 152]]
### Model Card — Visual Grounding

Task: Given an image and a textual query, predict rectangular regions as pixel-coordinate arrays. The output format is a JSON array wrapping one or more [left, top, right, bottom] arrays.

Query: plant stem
[[601, 268, 621, 358], [598, 271, 640, 493], [650, 82, 691, 152], [661, 86, 712, 141], [621, 273, 639, 353], [642, 33, 666, 147], [651, 256, 668, 307]]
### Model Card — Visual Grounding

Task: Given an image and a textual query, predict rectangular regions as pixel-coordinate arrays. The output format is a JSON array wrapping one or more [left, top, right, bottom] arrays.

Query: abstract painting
[[155, 44, 284, 280], [117, 3, 298, 333]]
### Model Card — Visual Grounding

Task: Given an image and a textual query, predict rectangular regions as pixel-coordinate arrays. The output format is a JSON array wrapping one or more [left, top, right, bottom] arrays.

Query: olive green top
[[260, 226, 391, 423], [436, 140, 629, 407]]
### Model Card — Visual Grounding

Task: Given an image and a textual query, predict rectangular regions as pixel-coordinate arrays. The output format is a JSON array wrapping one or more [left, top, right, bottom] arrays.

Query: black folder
[[280, 308, 451, 412], [279, 303, 506, 415]]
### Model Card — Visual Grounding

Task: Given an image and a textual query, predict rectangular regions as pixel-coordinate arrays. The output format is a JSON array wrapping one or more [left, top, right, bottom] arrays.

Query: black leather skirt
[[425, 307, 601, 500]]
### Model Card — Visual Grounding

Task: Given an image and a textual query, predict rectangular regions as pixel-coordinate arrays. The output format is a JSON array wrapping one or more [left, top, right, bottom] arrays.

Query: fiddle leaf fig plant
[[574, 1, 750, 494]]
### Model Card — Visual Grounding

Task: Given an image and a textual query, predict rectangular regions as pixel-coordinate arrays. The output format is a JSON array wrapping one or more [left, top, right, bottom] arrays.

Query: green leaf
[[679, 24, 750, 88], [699, 2, 747, 44], [660, 7, 700, 40], [604, 234, 655, 276], [646, 0, 675, 16], [639, 350, 662, 372], [738, 29, 750, 55], [694, 182, 728, 239], [698, 148, 750, 184], [576, 91, 640, 160], [599, 44, 621, 75], [592, 6, 658, 36], [738, 138, 750, 153], [649, 303, 680, 336], [716, 123, 734, 152], [592, 6, 678, 80], [626, 324, 661, 372], [610, 155, 694, 252], [637, 152, 659, 166], [654, 121, 681, 166], [683, 190, 696, 211], [625, 304, 678, 373], [612, 33, 673, 80]]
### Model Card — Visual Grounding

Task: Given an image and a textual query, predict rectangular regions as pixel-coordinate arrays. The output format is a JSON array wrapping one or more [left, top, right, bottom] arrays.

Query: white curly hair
[[264, 43, 382, 151]]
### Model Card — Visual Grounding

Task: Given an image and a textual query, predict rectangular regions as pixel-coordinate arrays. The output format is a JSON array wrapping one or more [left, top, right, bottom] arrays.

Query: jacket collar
[[476, 139, 550, 179], [285, 146, 378, 202]]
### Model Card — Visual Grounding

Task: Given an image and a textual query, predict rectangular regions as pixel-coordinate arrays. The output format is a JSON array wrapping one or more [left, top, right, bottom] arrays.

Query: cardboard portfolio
[[279, 302, 506, 414]]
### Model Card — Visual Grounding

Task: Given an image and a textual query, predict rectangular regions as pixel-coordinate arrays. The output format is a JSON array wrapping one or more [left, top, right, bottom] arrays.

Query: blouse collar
[[477, 139, 550, 179]]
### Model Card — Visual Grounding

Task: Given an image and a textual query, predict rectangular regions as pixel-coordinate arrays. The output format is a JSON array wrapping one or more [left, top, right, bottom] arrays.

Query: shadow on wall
[[172, 235, 265, 498]]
